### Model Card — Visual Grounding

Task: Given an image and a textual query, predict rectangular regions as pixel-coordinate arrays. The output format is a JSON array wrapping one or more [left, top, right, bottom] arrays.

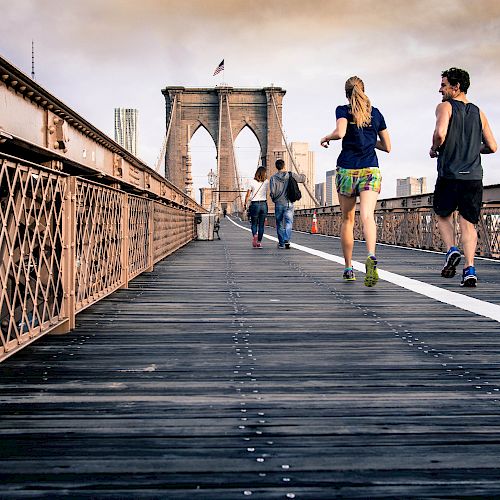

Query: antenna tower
[[31, 40, 36, 80]]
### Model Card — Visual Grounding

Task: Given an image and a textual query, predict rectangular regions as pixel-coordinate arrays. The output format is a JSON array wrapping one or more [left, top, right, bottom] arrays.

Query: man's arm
[[321, 118, 348, 148], [429, 102, 452, 158], [292, 172, 307, 183], [480, 110, 497, 154], [269, 177, 276, 200]]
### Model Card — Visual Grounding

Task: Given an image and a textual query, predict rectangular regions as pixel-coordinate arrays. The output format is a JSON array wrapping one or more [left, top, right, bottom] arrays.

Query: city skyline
[[1, 0, 499, 199]]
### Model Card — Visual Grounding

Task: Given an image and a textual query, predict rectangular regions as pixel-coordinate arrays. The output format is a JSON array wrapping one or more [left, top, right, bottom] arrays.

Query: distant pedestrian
[[321, 76, 391, 286], [244, 166, 269, 248], [269, 159, 306, 249], [430, 67, 497, 287]]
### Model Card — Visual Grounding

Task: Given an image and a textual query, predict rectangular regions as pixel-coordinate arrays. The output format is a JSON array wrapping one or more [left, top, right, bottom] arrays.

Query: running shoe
[[256, 242, 262, 248], [460, 266, 477, 287], [343, 268, 356, 282], [441, 246, 461, 278], [252, 235, 258, 248], [284, 240, 291, 249], [364, 255, 379, 287], [277, 243, 285, 250]]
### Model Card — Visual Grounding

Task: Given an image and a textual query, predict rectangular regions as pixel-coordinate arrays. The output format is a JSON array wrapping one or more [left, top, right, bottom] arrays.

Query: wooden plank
[[1, 218, 500, 498]]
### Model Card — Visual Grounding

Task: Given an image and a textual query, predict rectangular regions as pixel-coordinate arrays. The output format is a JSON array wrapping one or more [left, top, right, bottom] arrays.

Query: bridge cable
[[216, 92, 223, 210], [270, 93, 320, 206], [225, 93, 244, 212], [154, 94, 178, 173]]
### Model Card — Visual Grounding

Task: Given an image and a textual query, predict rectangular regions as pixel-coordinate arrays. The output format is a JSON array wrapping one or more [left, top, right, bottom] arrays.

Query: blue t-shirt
[[335, 105, 387, 169]]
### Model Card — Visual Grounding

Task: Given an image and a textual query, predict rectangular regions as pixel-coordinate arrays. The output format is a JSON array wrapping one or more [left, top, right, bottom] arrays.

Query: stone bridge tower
[[161, 86, 286, 213]]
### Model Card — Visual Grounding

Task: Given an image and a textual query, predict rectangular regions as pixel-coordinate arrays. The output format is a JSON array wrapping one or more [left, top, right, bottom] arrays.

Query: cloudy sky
[[1, 0, 499, 201]]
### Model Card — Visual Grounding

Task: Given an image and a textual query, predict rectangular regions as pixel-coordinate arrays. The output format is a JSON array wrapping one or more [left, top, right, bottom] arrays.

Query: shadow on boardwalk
[[1, 218, 500, 499]]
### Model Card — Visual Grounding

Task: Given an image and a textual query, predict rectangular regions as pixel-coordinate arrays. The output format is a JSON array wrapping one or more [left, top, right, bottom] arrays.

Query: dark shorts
[[433, 178, 483, 224]]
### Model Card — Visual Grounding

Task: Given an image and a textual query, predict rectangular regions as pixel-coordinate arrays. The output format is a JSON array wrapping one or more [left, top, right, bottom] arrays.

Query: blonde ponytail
[[345, 76, 372, 128]]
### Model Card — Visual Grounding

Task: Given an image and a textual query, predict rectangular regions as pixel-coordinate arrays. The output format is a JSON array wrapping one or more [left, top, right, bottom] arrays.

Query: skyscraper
[[114, 108, 138, 156], [325, 169, 339, 206], [284, 142, 316, 209], [396, 177, 427, 197], [315, 182, 326, 206]]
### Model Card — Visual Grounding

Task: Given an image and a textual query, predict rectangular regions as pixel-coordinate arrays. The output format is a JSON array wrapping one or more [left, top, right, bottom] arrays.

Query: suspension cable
[[270, 93, 319, 206], [154, 94, 177, 173], [216, 91, 223, 210], [225, 94, 243, 211]]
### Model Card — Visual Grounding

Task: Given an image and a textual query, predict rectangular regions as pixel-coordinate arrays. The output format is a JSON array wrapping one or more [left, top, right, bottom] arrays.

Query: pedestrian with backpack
[[269, 158, 306, 249], [320, 76, 391, 286], [244, 166, 269, 248]]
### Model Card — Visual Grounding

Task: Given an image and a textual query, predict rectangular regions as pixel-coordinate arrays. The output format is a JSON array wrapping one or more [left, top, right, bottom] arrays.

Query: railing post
[[121, 193, 130, 289], [51, 176, 76, 335], [146, 199, 154, 272]]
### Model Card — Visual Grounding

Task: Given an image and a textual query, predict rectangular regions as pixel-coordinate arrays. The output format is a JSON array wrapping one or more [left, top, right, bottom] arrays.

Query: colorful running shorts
[[336, 167, 382, 197]]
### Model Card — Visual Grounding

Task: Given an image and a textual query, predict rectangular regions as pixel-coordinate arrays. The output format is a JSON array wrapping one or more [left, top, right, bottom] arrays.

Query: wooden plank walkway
[[1, 217, 500, 499]]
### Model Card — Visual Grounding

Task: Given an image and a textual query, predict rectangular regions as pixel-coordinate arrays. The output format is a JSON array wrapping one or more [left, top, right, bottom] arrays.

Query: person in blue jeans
[[244, 166, 269, 248], [269, 159, 306, 249]]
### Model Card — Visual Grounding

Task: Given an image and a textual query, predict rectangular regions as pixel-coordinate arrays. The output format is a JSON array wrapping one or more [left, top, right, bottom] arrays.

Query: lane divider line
[[292, 229, 500, 263], [227, 217, 500, 323]]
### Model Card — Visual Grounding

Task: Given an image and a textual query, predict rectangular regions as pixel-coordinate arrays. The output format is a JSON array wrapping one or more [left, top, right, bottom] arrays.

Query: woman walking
[[244, 166, 269, 248], [320, 76, 391, 286]]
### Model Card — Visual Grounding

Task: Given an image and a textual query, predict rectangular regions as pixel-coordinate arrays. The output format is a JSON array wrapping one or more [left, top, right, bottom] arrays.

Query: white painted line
[[227, 217, 500, 323], [293, 229, 500, 262]]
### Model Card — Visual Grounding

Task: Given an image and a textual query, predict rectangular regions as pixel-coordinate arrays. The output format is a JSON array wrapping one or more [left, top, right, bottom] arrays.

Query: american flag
[[213, 59, 224, 76]]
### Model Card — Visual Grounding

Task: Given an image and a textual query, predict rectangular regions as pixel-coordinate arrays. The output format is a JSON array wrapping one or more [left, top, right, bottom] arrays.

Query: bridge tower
[[161, 86, 286, 214]]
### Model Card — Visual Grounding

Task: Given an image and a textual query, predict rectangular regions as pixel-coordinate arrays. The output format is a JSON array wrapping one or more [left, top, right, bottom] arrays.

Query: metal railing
[[0, 153, 196, 362], [267, 186, 500, 259]]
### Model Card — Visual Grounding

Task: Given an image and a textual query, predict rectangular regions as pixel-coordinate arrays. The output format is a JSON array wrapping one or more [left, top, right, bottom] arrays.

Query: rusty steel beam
[[0, 54, 203, 213], [0, 53, 204, 363]]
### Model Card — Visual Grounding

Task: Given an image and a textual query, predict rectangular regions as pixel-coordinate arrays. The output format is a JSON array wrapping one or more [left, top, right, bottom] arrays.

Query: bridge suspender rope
[[154, 94, 178, 173], [216, 92, 223, 210], [270, 93, 320, 206], [225, 94, 244, 212]]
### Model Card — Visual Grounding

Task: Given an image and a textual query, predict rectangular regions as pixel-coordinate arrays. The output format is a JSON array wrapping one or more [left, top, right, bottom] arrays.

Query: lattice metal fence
[[75, 180, 124, 312], [0, 157, 67, 357], [153, 202, 195, 263], [128, 195, 152, 280], [1, 154, 197, 362], [270, 202, 500, 258]]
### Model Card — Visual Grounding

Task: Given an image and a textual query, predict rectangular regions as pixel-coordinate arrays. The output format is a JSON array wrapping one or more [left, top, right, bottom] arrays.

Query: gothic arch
[[234, 122, 264, 163], [161, 86, 286, 213], [190, 120, 217, 147]]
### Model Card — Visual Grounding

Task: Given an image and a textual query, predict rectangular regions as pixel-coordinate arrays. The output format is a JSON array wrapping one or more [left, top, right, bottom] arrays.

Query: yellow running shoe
[[364, 255, 379, 287]]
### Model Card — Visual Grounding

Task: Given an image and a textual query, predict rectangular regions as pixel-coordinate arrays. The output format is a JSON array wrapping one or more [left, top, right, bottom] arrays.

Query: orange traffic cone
[[311, 211, 318, 234]]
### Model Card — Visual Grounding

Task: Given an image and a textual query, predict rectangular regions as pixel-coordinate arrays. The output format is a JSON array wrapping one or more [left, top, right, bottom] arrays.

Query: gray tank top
[[437, 99, 483, 180]]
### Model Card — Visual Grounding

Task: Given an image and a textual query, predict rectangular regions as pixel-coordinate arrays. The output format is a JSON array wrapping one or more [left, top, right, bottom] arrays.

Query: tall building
[[325, 169, 339, 206], [315, 182, 326, 206], [284, 142, 316, 209], [114, 108, 138, 156], [396, 177, 427, 197]]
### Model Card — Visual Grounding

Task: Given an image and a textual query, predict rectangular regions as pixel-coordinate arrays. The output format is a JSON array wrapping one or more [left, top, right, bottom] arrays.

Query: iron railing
[[267, 186, 500, 258], [0, 153, 196, 362]]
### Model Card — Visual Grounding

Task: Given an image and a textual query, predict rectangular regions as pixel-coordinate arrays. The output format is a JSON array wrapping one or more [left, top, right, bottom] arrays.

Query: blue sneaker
[[343, 267, 356, 282], [460, 266, 477, 287], [441, 246, 461, 278]]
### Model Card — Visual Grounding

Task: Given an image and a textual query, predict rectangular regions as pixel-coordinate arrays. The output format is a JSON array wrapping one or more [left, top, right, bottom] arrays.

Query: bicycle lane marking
[[227, 217, 500, 323]]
